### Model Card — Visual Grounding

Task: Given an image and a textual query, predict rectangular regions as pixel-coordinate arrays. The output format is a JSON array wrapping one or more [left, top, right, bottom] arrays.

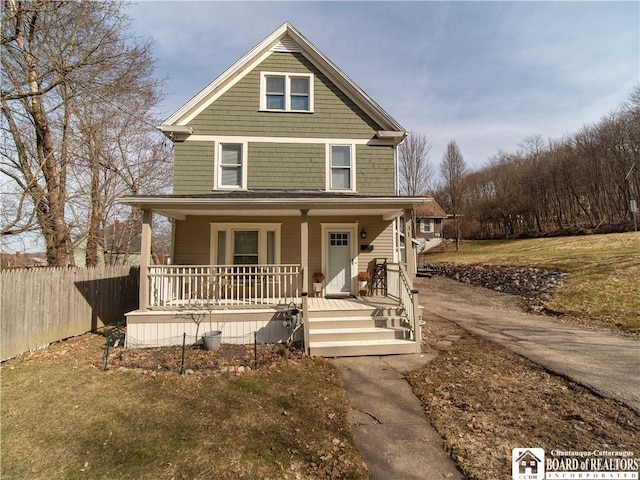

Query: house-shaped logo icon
[[512, 448, 545, 480]]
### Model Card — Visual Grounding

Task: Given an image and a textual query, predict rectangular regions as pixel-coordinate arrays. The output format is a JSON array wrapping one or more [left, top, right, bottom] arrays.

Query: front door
[[325, 231, 352, 295]]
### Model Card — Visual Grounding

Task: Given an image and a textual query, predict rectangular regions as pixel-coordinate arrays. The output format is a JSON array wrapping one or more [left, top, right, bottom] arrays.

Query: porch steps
[[309, 338, 419, 357], [307, 312, 419, 357], [308, 326, 411, 342], [307, 316, 407, 329]]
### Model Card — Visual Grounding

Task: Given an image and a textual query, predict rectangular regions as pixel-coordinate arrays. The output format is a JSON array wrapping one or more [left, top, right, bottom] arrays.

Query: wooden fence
[[1, 266, 139, 361]]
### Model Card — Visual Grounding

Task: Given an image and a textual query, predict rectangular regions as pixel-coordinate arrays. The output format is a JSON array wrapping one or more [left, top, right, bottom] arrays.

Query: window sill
[[258, 109, 314, 114]]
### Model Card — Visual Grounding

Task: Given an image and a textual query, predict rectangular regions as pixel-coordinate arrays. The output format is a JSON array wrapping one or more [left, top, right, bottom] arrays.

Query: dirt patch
[[408, 277, 640, 479], [102, 341, 304, 375]]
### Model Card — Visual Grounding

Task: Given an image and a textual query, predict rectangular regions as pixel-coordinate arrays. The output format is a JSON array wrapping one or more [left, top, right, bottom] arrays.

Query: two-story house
[[120, 22, 428, 356]]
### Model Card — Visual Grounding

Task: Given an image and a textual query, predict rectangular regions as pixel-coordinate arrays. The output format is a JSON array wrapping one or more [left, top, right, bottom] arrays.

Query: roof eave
[[157, 125, 194, 141], [161, 22, 406, 134]]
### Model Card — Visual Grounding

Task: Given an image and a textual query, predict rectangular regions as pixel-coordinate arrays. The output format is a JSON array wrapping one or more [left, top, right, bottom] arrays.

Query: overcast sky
[[126, 0, 639, 172]]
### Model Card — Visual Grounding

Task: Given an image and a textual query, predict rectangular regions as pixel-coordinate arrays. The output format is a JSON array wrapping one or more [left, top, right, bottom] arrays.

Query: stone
[[434, 341, 453, 350]]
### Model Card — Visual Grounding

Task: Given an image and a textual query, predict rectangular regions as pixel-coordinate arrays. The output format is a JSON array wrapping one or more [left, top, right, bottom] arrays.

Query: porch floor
[[308, 295, 400, 311], [146, 295, 400, 312]]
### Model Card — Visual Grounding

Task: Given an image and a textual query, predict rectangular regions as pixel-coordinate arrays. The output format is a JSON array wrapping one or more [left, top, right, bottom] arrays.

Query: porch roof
[[118, 191, 429, 220]]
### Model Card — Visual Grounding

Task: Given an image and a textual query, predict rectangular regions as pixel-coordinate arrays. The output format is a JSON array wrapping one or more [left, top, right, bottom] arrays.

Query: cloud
[[125, 1, 639, 171]]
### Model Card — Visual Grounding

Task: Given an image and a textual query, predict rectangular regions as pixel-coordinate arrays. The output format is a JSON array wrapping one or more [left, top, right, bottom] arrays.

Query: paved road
[[420, 287, 640, 414]]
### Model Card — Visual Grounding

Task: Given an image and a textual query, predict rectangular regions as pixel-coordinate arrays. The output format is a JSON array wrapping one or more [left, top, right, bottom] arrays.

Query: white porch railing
[[147, 265, 301, 308], [387, 262, 420, 342]]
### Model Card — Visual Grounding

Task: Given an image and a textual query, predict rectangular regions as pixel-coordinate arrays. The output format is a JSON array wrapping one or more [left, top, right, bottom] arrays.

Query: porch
[[119, 193, 427, 356], [125, 263, 422, 356]]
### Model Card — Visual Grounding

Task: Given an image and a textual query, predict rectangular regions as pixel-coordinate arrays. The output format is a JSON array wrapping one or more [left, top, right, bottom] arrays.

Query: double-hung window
[[216, 143, 246, 190], [420, 219, 433, 233], [265, 76, 285, 110], [327, 144, 355, 192], [260, 72, 313, 112], [211, 224, 281, 265]]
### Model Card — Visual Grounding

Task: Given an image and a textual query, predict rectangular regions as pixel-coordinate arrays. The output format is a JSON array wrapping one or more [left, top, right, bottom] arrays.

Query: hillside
[[423, 232, 640, 334]]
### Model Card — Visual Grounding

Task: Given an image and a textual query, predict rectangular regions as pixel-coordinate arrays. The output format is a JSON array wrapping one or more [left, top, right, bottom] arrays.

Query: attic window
[[260, 72, 313, 112]]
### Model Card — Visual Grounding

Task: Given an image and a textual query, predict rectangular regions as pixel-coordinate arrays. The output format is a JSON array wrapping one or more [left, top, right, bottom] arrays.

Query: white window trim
[[326, 143, 356, 192], [320, 222, 358, 295], [259, 72, 314, 113], [214, 141, 248, 190], [209, 223, 282, 265], [420, 218, 433, 233]]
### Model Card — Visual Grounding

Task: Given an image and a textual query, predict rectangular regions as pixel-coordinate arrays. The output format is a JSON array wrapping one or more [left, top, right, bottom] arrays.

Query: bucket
[[202, 331, 222, 351]]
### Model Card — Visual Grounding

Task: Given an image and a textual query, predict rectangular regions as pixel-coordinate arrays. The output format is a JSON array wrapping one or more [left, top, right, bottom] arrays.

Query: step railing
[[387, 262, 420, 342], [147, 264, 301, 308]]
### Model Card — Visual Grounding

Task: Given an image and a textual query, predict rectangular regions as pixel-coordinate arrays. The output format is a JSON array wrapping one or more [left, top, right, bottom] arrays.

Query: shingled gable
[[158, 22, 406, 143]]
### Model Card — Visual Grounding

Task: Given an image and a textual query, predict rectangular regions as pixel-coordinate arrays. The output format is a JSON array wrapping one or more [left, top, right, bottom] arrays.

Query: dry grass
[[1, 333, 367, 480], [425, 232, 640, 333], [407, 315, 640, 480]]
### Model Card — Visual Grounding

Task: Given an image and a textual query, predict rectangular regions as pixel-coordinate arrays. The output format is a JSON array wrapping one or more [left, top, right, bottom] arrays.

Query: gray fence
[[1, 266, 139, 361]]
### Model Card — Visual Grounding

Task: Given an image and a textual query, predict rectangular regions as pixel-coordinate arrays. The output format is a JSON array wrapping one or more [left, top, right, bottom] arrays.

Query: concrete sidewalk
[[333, 354, 465, 480], [429, 297, 640, 414]]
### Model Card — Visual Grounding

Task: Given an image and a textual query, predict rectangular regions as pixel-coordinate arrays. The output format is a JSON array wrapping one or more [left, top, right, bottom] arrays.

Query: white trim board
[[184, 135, 374, 145]]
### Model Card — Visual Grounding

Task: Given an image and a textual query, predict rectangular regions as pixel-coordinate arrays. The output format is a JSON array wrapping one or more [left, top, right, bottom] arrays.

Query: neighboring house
[[72, 221, 144, 267], [103, 220, 143, 266], [415, 197, 446, 240], [120, 22, 428, 356], [0, 252, 46, 269], [72, 237, 106, 268]]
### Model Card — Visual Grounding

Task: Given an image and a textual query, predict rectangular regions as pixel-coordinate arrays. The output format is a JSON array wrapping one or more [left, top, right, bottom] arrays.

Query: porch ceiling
[[118, 194, 428, 220]]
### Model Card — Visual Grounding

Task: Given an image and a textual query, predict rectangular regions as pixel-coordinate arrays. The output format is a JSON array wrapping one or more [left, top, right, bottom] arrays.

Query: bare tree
[[440, 140, 467, 250], [1, 0, 167, 266], [398, 131, 433, 196]]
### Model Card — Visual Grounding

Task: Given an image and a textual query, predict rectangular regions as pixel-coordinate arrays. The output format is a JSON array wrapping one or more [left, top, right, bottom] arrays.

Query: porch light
[[360, 227, 367, 239]]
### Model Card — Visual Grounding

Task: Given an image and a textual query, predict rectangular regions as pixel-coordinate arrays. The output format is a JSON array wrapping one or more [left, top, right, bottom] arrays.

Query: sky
[[2, 1, 639, 254], [126, 0, 639, 171]]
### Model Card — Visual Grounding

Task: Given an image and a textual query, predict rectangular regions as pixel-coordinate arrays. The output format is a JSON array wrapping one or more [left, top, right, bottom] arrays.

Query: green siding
[[171, 52, 398, 195], [189, 52, 381, 138], [173, 141, 396, 195], [248, 143, 325, 189], [174, 141, 214, 194], [356, 144, 396, 195]]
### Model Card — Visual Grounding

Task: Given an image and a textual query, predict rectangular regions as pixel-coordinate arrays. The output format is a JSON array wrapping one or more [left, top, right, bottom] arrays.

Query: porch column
[[403, 209, 416, 277], [139, 210, 152, 311], [300, 209, 309, 292]]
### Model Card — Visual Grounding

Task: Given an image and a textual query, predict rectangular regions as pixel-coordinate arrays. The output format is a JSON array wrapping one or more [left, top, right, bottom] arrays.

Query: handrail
[[387, 262, 420, 343], [147, 264, 301, 308]]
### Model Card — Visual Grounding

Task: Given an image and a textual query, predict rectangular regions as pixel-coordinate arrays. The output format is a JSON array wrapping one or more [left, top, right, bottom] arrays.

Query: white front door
[[326, 231, 352, 295]]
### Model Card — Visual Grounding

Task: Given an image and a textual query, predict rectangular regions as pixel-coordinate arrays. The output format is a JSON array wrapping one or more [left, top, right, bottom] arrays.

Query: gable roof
[[415, 197, 447, 218], [159, 22, 405, 140]]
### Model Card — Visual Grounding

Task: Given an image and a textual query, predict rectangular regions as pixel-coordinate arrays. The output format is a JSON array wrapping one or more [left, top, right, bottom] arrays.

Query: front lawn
[[1, 334, 367, 480]]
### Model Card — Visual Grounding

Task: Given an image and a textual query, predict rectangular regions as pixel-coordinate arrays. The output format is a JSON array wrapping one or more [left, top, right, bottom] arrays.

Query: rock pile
[[424, 263, 569, 312]]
